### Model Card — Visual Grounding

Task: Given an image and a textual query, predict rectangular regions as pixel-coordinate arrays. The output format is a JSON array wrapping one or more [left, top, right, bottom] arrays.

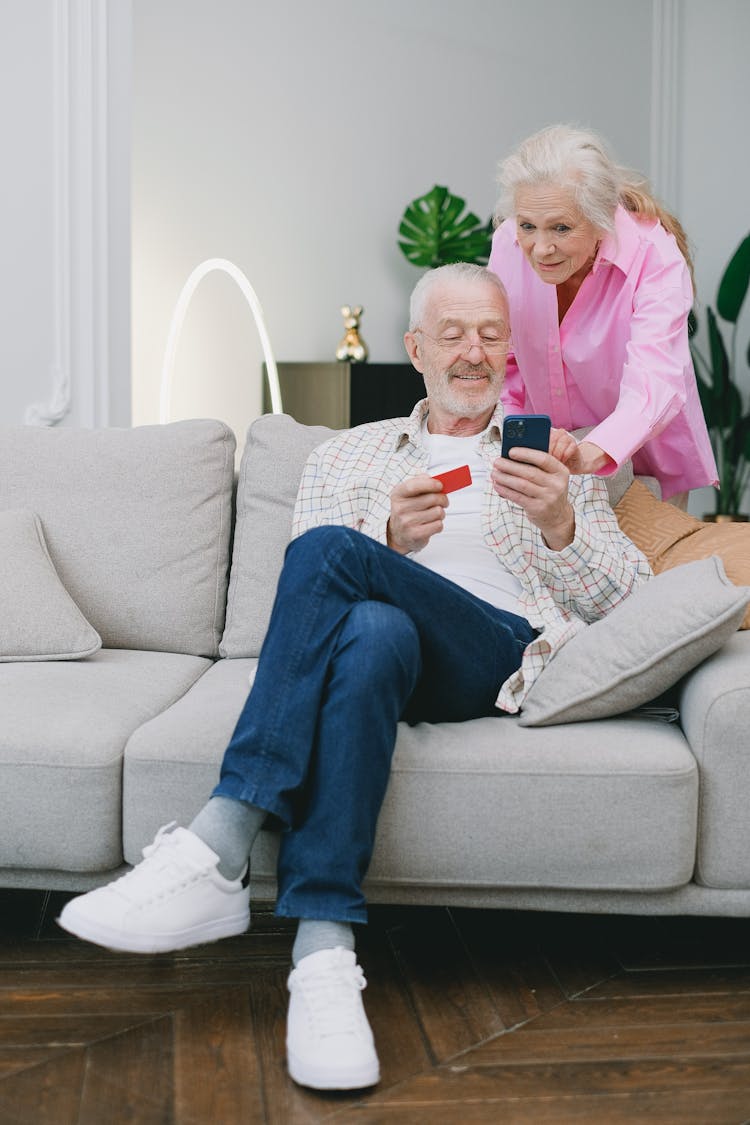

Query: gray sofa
[[2, 414, 749, 918]]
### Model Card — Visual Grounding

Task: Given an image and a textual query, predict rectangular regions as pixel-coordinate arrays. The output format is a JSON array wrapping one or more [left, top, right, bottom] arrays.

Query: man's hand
[[491, 447, 575, 550], [387, 475, 448, 554]]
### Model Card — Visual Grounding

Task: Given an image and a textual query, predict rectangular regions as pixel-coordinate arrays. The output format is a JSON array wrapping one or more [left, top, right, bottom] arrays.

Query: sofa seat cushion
[[124, 660, 698, 894], [123, 657, 258, 863], [0, 650, 212, 872]]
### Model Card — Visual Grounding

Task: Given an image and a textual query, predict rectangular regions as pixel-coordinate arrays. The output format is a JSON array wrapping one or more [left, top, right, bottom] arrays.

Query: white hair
[[408, 263, 509, 331], [494, 123, 621, 234]]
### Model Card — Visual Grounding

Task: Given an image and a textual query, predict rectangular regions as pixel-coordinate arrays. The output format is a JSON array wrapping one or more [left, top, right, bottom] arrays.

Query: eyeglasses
[[414, 328, 512, 356]]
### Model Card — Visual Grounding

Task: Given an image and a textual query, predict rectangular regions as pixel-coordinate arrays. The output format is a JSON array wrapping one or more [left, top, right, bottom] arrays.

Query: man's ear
[[404, 331, 424, 372]]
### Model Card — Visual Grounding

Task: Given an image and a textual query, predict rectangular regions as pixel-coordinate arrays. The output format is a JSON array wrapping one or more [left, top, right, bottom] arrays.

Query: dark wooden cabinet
[[263, 362, 425, 428]]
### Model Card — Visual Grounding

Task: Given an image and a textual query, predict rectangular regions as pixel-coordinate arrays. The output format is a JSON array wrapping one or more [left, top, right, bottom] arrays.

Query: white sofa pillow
[[221, 414, 337, 658], [519, 556, 750, 726], [0, 509, 101, 661]]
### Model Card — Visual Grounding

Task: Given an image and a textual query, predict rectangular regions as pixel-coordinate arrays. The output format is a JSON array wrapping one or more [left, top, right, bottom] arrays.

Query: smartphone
[[501, 414, 551, 459]]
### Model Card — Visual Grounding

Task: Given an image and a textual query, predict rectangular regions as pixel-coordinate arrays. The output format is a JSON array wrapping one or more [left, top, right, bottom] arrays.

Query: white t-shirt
[[416, 428, 524, 616]]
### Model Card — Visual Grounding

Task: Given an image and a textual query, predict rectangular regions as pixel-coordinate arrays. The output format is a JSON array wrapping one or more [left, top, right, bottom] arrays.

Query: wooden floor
[[2, 891, 750, 1124]]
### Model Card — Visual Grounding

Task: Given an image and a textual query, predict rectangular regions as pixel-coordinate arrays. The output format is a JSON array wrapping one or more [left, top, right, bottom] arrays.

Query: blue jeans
[[214, 526, 536, 924]]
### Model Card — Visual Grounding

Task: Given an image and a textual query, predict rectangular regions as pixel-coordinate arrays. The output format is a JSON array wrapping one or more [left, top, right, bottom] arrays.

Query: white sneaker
[[57, 823, 250, 953], [286, 947, 380, 1090]]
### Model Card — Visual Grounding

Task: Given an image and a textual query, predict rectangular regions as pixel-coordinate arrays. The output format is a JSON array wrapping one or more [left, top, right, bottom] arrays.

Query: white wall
[[677, 0, 750, 514], [0, 4, 57, 426], [132, 0, 654, 447], [0, 0, 131, 429]]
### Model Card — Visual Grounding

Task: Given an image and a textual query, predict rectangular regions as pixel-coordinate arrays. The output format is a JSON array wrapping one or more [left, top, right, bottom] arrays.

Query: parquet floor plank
[[356, 931, 435, 1081], [523, 992, 750, 1029], [172, 988, 265, 1125], [332, 1088, 750, 1124], [446, 907, 569, 1025], [456, 1019, 750, 1064], [384, 906, 507, 1062], [586, 966, 750, 997], [77, 1017, 174, 1125], [0, 1047, 86, 1125]]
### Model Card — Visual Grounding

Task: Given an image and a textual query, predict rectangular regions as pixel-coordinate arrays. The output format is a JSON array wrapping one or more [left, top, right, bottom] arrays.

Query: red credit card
[[432, 464, 472, 493]]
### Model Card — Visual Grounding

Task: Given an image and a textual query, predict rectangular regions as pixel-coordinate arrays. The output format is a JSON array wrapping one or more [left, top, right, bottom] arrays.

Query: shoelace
[[295, 963, 368, 1039], [111, 823, 211, 903]]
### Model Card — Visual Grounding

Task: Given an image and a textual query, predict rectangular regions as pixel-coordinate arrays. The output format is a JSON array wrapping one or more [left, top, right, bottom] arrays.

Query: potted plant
[[690, 232, 750, 519], [398, 185, 492, 268]]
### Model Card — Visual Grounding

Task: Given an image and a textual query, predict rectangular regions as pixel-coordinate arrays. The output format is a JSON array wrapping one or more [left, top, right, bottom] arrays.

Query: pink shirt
[[488, 206, 718, 499]]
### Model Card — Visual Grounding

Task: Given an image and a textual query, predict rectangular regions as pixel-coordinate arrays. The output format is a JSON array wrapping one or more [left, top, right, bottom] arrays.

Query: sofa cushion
[[519, 556, 750, 727], [0, 509, 101, 661], [123, 657, 258, 861], [0, 420, 235, 657], [220, 414, 336, 658], [616, 479, 750, 628], [0, 650, 212, 872], [122, 659, 697, 893]]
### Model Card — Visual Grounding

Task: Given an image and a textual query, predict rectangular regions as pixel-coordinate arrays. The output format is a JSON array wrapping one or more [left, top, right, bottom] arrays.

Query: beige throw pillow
[[615, 480, 750, 628]]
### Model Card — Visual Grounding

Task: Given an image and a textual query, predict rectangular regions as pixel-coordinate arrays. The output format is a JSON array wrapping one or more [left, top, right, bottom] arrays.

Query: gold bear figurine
[[336, 305, 369, 363]]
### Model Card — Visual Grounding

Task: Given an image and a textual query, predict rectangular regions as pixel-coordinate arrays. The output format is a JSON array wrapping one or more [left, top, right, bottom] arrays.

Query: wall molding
[[650, 0, 681, 210], [25, 0, 111, 427]]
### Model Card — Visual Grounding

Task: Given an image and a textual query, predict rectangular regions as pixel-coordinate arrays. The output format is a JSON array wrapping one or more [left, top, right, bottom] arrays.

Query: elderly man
[[59, 264, 650, 1091]]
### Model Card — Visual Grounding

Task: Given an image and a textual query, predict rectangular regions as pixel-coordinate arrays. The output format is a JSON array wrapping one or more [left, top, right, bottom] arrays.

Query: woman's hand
[[548, 427, 579, 464], [550, 432, 614, 475]]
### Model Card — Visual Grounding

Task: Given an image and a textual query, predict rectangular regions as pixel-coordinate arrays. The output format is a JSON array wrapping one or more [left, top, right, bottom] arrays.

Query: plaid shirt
[[292, 399, 652, 712]]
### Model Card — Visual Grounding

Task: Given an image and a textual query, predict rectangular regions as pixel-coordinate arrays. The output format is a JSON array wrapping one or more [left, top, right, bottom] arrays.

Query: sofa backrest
[[0, 419, 235, 657], [221, 414, 336, 658]]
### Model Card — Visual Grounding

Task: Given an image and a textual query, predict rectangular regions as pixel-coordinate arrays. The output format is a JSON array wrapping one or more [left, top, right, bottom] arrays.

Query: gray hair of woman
[[408, 263, 509, 333], [493, 123, 694, 289]]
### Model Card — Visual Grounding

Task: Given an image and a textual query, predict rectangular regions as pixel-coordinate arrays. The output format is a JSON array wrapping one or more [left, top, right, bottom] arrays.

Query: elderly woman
[[488, 124, 717, 506]]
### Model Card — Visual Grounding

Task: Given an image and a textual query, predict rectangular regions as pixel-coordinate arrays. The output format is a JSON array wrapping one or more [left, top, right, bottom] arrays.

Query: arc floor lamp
[[158, 257, 283, 424]]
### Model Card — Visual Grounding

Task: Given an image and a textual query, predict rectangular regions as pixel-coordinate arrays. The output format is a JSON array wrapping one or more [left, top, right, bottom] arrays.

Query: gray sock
[[292, 919, 355, 966], [189, 795, 267, 880]]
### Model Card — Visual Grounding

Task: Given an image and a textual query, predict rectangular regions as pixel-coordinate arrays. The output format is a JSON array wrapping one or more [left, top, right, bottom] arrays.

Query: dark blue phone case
[[501, 414, 551, 458]]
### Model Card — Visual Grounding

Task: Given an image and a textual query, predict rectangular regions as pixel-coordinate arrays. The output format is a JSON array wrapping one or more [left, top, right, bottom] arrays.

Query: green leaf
[[398, 185, 492, 268], [716, 233, 750, 323], [707, 308, 731, 402]]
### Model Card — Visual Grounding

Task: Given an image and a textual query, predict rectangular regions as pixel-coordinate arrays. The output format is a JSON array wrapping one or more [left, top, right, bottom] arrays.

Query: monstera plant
[[690, 232, 750, 517], [398, 185, 492, 268]]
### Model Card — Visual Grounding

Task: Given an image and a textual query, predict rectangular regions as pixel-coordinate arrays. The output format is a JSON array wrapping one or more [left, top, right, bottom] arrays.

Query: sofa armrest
[[679, 631, 750, 888]]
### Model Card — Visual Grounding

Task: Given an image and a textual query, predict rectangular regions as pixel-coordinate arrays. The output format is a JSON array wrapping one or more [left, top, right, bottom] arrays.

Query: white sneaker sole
[[287, 1049, 380, 1091], [57, 903, 250, 954]]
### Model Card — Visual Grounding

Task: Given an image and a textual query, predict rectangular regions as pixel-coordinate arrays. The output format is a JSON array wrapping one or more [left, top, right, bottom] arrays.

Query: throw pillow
[[615, 480, 750, 628], [220, 414, 338, 658], [0, 509, 102, 661], [519, 556, 750, 727]]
